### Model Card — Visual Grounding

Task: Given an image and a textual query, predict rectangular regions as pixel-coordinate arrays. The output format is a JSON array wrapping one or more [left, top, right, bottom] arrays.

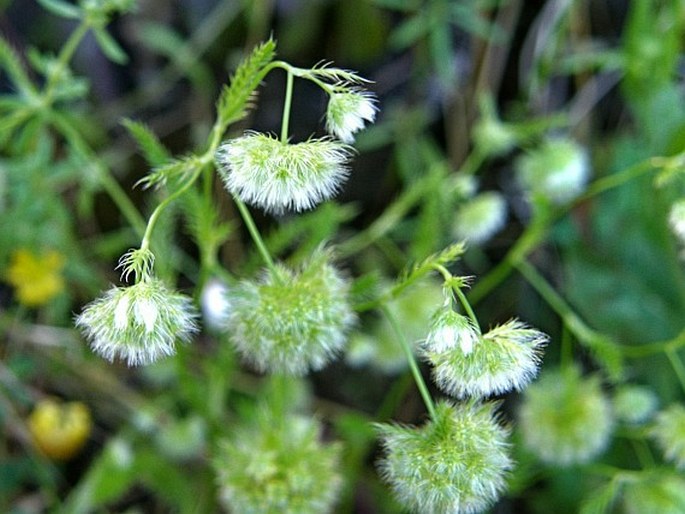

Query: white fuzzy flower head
[[453, 191, 508, 245], [325, 90, 377, 143], [650, 403, 685, 469], [200, 278, 231, 332], [622, 471, 685, 514], [225, 250, 356, 375], [668, 199, 685, 244], [517, 138, 590, 204], [376, 400, 512, 514], [519, 367, 613, 466], [216, 132, 352, 215], [612, 385, 659, 424], [215, 408, 342, 514], [424, 318, 548, 399], [75, 279, 198, 366]]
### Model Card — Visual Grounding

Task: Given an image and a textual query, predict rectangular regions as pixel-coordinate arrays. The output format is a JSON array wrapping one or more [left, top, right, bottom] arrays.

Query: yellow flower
[[28, 398, 92, 460], [6, 249, 65, 307]]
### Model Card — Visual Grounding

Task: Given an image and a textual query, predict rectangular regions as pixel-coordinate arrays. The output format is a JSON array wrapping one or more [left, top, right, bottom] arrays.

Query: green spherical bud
[[215, 410, 342, 514], [226, 251, 356, 375], [519, 367, 613, 466], [612, 385, 659, 424], [376, 400, 512, 514], [651, 403, 685, 469], [453, 191, 508, 245], [516, 138, 589, 204]]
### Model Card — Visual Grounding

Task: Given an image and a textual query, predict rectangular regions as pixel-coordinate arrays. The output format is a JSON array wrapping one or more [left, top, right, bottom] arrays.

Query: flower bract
[[76, 279, 198, 366], [216, 132, 351, 214], [376, 400, 512, 514]]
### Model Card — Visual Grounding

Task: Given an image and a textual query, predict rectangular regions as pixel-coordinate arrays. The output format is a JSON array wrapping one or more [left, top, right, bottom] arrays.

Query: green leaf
[[0, 37, 35, 95], [36, 0, 81, 19], [400, 241, 467, 287], [121, 119, 171, 168], [137, 154, 202, 190], [92, 27, 128, 64], [215, 38, 276, 129], [579, 480, 620, 514]]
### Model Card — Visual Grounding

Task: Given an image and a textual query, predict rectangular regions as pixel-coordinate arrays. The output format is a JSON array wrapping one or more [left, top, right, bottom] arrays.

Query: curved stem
[[381, 304, 437, 420], [280, 69, 294, 142], [43, 20, 91, 104], [141, 166, 204, 252], [233, 196, 277, 273]]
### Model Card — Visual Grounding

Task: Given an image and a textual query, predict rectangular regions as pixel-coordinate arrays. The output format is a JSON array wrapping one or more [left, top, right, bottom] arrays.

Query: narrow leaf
[[93, 27, 128, 64], [216, 38, 276, 129], [121, 119, 171, 168]]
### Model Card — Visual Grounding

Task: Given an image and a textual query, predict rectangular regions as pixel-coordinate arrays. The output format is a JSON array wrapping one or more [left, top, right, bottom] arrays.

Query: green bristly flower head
[[75, 278, 198, 366], [453, 191, 508, 245], [650, 403, 685, 469], [325, 90, 377, 143], [216, 132, 352, 215], [214, 409, 343, 514], [519, 366, 613, 466], [376, 400, 512, 514], [423, 317, 547, 399], [612, 385, 659, 424], [517, 138, 589, 205], [225, 250, 356, 375]]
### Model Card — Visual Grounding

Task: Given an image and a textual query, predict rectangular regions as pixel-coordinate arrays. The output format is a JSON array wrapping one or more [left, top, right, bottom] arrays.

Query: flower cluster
[[216, 133, 352, 215], [519, 367, 613, 466], [76, 278, 198, 366], [422, 310, 547, 399], [225, 251, 356, 375], [376, 401, 512, 514], [214, 409, 342, 514]]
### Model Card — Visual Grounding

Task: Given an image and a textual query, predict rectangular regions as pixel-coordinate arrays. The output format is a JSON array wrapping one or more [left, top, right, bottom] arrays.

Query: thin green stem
[[233, 196, 277, 273], [43, 20, 91, 104], [141, 166, 205, 252], [665, 347, 685, 395], [468, 157, 657, 307], [432, 263, 481, 331], [280, 69, 294, 142], [515, 259, 597, 344], [381, 304, 437, 420]]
